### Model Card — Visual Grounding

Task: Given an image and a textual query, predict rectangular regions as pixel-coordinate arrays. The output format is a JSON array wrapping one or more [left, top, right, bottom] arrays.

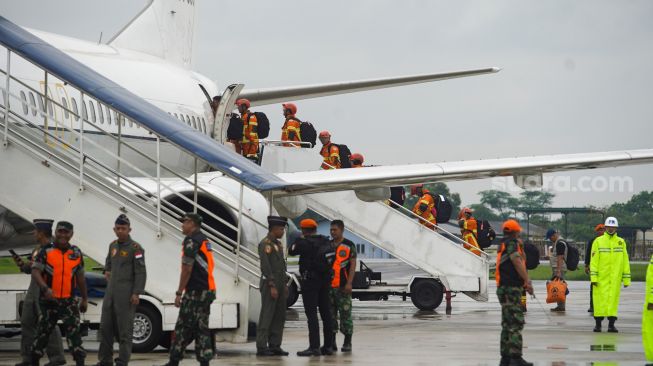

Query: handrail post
[[43, 71, 48, 144], [234, 183, 244, 285], [156, 136, 161, 238], [193, 158, 198, 213], [78, 93, 85, 191], [3, 50, 10, 148], [117, 112, 121, 187]]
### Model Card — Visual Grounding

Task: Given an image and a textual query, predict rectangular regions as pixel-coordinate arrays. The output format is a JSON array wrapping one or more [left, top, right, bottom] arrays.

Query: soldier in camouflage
[[495, 220, 534, 366], [13, 219, 65, 366], [97, 214, 147, 366], [329, 220, 356, 353], [30, 221, 88, 366], [161, 213, 216, 366]]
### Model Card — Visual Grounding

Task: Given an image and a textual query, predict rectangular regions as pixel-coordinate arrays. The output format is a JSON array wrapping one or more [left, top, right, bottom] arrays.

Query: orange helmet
[[458, 207, 473, 219], [501, 219, 522, 233], [594, 223, 605, 232], [410, 184, 424, 196], [235, 98, 250, 108], [350, 153, 364, 164], [319, 131, 331, 138], [282, 103, 297, 115]]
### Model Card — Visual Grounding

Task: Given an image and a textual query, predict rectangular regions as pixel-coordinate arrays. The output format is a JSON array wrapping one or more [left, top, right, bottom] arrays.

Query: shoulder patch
[[264, 245, 273, 254]]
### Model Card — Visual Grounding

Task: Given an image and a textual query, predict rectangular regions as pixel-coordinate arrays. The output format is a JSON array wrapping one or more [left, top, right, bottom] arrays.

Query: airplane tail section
[[108, 0, 196, 68]]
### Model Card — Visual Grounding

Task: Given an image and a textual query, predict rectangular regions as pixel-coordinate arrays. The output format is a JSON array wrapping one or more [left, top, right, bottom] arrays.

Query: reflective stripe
[[199, 240, 216, 291], [331, 243, 352, 288]]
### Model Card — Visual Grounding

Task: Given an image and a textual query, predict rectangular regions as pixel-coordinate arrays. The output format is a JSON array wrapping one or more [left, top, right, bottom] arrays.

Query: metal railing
[[0, 46, 268, 284]]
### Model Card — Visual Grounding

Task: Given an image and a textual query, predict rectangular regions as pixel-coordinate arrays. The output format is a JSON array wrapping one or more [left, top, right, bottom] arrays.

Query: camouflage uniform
[[330, 238, 357, 336], [169, 290, 216, 362], [30, 244, 86, 363], [496, 238, 526, 359], [18, 243, 65, 365], [168, 230, 216, 364]]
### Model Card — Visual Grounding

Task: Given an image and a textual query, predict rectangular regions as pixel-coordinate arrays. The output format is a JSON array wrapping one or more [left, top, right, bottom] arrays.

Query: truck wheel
[[132, 304, 162, 353], [286, 282, 299, 308], [411, 280, 444, 311]]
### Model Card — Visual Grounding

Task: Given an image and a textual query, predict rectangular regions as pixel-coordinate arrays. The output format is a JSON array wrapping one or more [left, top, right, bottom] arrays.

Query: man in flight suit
[[256, 216, 290, 357], [13, 219, 65, 366], [30, 221, 88, 366], [288, 219, 335, 356], [97, 214, 147, 366]]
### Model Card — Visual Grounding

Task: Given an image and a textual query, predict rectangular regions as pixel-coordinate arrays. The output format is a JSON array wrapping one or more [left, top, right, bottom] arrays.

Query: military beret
[[267, 215, 288, 227], [299, 219, 318, 229], [56, 221, 74, 232], [33, 219, 54, 232], [115, 214, 130, 226], [182, 212, 203, 226]]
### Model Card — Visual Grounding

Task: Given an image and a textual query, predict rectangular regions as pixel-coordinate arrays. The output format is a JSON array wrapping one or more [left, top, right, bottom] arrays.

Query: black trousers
[[301, 280, 334, 349]]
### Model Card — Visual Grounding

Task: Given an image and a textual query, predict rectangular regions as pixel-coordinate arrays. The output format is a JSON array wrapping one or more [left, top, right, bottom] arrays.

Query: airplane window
[[173, 113, 179, 119], [81, 100, 88, 122], [61, 98, 70, 119], [20, 91, 28, 115], [106, 107, 112, 125], [28, 92, 37, 116], [201, 118, 206, 133], [192, 116, 197, 129], [47, 99, 54, 118], [89, 101, 96, 123], [71, 98, 79, 121], [128, 117, 133, 127], [185, 115, 191, 126], [37, 94, 45, 115], [97, 103, 104, 124]]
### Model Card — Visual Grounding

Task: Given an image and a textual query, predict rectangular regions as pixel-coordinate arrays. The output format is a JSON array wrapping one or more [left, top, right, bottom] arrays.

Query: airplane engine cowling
[[273, 196, 308, 219], [354, 187, 391, 202]]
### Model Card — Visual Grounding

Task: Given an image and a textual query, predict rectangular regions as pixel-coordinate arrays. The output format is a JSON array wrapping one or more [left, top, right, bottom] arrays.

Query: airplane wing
[[239, 68, 500, 107], [273, 149, 653, 195]]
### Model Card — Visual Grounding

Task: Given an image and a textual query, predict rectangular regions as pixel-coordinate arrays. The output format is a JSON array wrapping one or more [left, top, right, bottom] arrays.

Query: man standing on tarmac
[[256, 216, 290, 357], [162, 213, 216, 366], [97, 214, 147, 366], [289, 219, 335, 356], [30, 221, 88, 366], [546, 228, 568, 312], [643, 250, 653, 363], [496, 219, 534, 366], [585, 224, 605, 313], [13, 219, 65, 366], [329, 220, 356, 353], [590, 216, 631, 333]]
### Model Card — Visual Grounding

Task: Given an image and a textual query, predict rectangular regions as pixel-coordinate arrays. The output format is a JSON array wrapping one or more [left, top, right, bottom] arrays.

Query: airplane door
[[212, 83, 244, 144]]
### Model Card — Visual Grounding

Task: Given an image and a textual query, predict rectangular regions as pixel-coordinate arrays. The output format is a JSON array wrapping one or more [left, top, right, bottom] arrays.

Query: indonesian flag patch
[[135, 252, 143, 259]]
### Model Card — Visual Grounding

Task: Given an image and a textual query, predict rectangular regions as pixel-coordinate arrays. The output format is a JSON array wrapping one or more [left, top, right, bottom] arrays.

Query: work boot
[[550, 306, 565, 312], [499, 356, 510, 366], [607, 325, 618, 333], [44, 361, 66, 366], [296, 348, 321, 357], [508, 357, 533, 366], [321, 346, 334, 356], [270, 347, 289, 356], [341, 334, 352, 353], [256, 349, 275, 357]]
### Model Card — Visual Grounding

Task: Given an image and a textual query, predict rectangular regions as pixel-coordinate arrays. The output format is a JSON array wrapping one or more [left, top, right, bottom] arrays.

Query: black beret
[[55, 221, 74, 232], [182, 212, 203, 226]]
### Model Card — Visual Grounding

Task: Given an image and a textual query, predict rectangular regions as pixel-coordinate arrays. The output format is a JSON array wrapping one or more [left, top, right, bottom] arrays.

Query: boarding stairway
[[0, 19, 269, 342], [261, 145, 490, 302]]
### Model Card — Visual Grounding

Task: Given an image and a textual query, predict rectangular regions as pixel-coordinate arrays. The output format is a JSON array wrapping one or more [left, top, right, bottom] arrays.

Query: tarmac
[[0, 262, 649, 365]]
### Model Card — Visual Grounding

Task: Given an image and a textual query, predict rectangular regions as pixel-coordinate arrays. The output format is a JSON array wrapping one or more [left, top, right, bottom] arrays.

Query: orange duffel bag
[[546, 278, 568, 304]]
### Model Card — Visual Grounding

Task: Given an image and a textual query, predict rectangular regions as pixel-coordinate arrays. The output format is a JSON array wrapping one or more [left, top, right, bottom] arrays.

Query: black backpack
[[227, 114, 243, 140], [476, 220, 496, 249], [336, 144, 352, 168], [299, 120, 317, 148], [309, 235, 335, 276], [390, 186, 406, 208], [524, 242, 540, 270], [562, 241, 580, 271], [252, 112, 270, 139], [427, 193, 452, 223]]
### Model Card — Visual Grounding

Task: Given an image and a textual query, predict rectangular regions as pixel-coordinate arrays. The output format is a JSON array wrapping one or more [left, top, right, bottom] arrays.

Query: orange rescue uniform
[[281, 116, 302, 147], [40, 246, 84, 299], [412, 191, 437, 230], [241, 112, 259, 159], [320, 143, 341, 170], [460, 217, 482, 256]]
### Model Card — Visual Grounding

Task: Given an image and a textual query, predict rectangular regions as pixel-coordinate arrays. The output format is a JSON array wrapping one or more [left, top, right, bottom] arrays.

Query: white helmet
[[604, 216, 619, 228]]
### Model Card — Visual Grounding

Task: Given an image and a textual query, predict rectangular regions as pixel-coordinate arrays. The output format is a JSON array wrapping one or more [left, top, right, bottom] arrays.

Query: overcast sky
[[4, 0, 653, 210]]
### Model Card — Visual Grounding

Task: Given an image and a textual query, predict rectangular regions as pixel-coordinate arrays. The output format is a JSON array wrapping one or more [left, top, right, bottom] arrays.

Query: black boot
[[608, 317, 618, 333], [508, 357, 533, 366], [297, 348, 321, 357], [499, 356, 510, 366], [30, 355, 42, 366], [341, 334, 352, 352], [74, 358, 85, 366], [270, 347, 289, 356], [200, 362, 210, 366], [593, 317, 603, 332], [321, 346, 334, 356], [331, 334, 338, 352]]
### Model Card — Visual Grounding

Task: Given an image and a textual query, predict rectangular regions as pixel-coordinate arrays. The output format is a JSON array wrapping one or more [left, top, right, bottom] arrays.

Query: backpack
[[251, 112, 270, 139], [299, 120, 317, 148], [390, 186, 406, 208], [336, 144, 352, 168], [476, 220, 496, 249], [426, 193, 452, 223], [226, 114, 243, 140], [523, 242, 540, 270], [562, 241, 580, 271], [310, 235, 335, 276]]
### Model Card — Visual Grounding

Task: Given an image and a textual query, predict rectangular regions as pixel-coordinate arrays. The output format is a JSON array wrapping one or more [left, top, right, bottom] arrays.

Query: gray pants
[[98, 298, 136, 365], [256, 285, 287, 351], [20, 299, 65, 363]]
